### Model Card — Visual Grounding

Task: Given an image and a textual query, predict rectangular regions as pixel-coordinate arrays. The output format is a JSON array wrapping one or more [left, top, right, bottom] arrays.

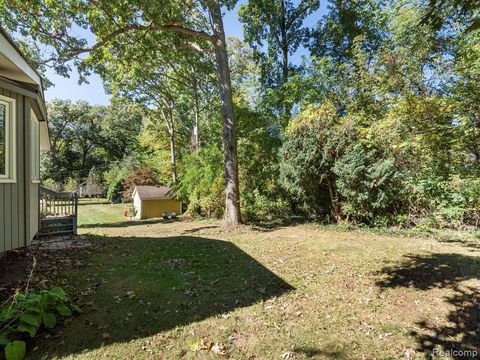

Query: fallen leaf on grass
[[81, 287, 96, 296], [211, 343, 228, 356], [192, 338, 213, 351], [192, 339, 228, 355], [281, 351, 295, 359]]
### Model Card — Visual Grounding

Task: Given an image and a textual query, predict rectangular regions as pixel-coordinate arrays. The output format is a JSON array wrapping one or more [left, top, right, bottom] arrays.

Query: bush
[[406, 175, 480, 229], [177, 145, 224, 218], [63, 177, 78, 192], [333, 143, 405, 225], [279, 102, 356, 219], [434, 176, 480, 228], [41, 179, 62, 192]]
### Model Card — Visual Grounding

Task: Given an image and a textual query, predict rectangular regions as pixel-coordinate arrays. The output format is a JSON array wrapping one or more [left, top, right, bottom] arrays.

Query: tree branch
[[54, 23, 215, 62]]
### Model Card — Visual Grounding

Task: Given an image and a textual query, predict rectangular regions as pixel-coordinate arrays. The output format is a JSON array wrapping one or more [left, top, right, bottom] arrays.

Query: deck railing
[[40, 186, 78, 235]]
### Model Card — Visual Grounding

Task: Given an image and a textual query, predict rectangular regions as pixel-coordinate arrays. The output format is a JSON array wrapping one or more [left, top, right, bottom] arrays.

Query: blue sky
[[43, 1, 326, 105]]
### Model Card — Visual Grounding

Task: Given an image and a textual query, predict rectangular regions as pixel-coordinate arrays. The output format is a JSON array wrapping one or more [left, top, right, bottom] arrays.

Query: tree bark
[[279, 0, 291, 120], [326, 175, 341, 222], [167, 107, 177, 183], [208, 1, 242, 225], [168, 127, 177, 183], [280, 0, 289, 85], [192, 76, 200, 150]]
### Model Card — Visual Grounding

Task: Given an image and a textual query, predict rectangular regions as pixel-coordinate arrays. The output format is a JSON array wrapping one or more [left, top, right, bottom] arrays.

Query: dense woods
[[2, 0, 479, 228]]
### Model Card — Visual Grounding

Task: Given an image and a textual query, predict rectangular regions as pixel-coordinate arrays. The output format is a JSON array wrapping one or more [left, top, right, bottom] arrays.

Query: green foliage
[[309, 0, 387, 62], [177, 145, 225, 218], [63, 177, 78, 193], [0, 287, 79, 360], [103, 156, 140, 203], [333, 143, 405, 224], [236, 101, 286, 221], [239, 0, 319, 87], [280, 103, 356, 218], [42, 99, 144, 185], [3, 0, 479, 229], [410, 175, 480, 228]]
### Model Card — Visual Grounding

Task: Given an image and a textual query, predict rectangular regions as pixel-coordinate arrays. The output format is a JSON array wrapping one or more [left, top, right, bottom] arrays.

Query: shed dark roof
[[133, 185, 175, 200]]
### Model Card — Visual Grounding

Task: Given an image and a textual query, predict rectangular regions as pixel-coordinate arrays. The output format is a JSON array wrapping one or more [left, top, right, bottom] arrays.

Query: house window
[[0, 95, 16, 182], [31, 111, 40, 182]]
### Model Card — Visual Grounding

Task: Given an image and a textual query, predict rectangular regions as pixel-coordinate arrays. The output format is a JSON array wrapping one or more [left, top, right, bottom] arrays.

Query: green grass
[[77, 201, 129, 228], [29, 203, 480, 359]]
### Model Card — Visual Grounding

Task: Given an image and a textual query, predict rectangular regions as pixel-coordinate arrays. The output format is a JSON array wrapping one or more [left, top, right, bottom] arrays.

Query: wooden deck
[[39, 186, 78, 238]]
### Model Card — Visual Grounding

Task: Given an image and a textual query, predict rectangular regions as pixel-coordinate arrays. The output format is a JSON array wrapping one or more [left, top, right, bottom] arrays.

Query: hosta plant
[[0, 287, 81, 360]]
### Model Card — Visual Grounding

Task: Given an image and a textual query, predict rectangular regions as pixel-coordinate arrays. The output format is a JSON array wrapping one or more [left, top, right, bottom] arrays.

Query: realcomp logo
[[433, 349, 479, 358]]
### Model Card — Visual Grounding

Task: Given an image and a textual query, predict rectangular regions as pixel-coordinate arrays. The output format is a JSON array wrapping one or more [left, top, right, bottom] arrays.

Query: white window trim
[[31, 111, 40, 183], [0, 94, 16, 183]]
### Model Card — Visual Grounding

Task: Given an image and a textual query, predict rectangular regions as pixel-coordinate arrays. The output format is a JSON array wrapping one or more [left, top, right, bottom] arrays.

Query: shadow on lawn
[[377, 253, 480, 359], [33, 236, 294, 358], [249, 216, 310, 232], [438, 237, 480, 252], [79, 218, 177, 229]]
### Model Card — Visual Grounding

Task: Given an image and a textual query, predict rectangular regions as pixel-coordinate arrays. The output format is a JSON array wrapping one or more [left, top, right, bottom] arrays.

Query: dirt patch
[[0, 238, 94, 303]]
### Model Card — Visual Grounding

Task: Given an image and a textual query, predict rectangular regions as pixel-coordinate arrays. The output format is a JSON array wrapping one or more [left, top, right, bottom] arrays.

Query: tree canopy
[[2, 0, 479, 229]]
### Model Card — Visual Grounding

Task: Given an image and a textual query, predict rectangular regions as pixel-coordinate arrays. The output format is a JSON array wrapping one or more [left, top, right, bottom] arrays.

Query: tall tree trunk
[[279, 0, 291, 120], [326, 175, 341, 222], [192, 76, 200, 150], [280, 0, 289, 85], [169, 127, 177, 183], [208, 1, 242, 225], [167, 108, 177, 183]]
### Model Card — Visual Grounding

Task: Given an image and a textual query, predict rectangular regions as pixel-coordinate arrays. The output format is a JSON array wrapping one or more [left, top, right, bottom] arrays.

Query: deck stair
[[38, 186, 78, 238]]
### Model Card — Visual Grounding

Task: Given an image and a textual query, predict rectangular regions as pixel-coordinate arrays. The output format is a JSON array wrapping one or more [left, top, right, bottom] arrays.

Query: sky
[[43, 1, 326, 106]]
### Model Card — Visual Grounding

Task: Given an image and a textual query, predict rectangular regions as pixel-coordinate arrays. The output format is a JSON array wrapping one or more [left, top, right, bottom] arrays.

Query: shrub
[[177, 145, 224, 218], [434, 176, 480, 228], [407, 175, 480, 229], [41, 179, 62, 192], [279, 102, 356, 219], [63, 177, 78, 193], [333, 143, 405, 225]]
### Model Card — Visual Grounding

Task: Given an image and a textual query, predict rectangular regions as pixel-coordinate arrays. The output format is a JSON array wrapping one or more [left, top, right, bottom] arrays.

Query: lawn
[[23, 204, 480, 359], [77, 199, 129, 228]]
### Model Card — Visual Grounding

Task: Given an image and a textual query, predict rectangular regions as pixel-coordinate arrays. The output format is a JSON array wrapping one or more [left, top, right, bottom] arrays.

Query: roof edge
[[0, 27, 44, 92]]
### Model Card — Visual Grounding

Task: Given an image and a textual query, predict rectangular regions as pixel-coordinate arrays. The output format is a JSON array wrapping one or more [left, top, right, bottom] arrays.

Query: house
[[132, 185, 182, 219], [0, 28, 50, 252]]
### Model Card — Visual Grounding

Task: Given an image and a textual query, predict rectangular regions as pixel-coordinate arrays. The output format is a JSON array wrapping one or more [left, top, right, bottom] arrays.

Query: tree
[[421, 0, 480, 32], [239, 0, 320, 86], [0, 0, 243, 225], [227, 36, 262, 108], [44, 100, 101, 183], [43, 99, 143, 184], [102, 46, 215, 184], [98, 100, 144, 161], [309, 0, 387, 62], [122, 166, 158, 203]]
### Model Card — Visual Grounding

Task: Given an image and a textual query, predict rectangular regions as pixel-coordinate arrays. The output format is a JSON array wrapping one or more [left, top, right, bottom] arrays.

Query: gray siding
[[0, 86, 33, 252]]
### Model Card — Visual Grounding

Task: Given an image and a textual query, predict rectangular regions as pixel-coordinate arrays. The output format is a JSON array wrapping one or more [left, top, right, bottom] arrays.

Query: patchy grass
[[22, 204, 480, 359]]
